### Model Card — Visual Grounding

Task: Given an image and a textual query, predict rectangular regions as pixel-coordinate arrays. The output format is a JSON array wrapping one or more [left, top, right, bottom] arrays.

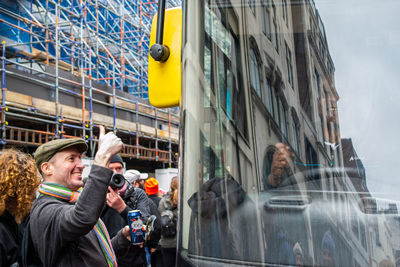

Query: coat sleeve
[[111, 229, 131, 257], [32, 165, 113, 243]]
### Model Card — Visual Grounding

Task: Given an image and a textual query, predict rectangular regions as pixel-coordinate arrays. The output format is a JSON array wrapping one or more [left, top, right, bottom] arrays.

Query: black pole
[[150, 0, 170, 62], [156, 0, 166, 44]]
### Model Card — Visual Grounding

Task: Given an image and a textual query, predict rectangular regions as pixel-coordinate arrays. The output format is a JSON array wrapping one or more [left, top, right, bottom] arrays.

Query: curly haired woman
[[0, 148, 41, 266]]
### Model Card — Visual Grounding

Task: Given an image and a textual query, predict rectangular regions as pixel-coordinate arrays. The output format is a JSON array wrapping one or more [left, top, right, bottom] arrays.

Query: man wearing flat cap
[[29, 126, 131, 267]]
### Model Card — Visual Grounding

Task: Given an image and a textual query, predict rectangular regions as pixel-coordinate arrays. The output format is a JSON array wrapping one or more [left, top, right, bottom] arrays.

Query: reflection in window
[[279, 98, 287, 137], [250, 49, 261, 97], [204, 1, 248, 139], [282, 0, 288, 24], [262, 0, 272, 40], [272, 3, 279, 52], [204, 45, 212, 107], [248, 0, 256, 14], [291, 113, 299, 153], [272, 87, 280, 124], [286, 43, 294, 87], [264, 78, 274, 115], [314, 68, 321, 99], [305, 137, 321, 189], [262, 148, 275, 190]]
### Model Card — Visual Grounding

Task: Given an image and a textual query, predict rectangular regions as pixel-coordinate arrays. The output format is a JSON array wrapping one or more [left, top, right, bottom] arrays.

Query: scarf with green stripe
[[38, 182, 118, 267]]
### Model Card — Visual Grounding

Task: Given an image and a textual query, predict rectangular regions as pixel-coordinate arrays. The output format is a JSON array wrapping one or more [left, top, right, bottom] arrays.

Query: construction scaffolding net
[[0, 0, 181, 98], [0, 0, 181, 166]]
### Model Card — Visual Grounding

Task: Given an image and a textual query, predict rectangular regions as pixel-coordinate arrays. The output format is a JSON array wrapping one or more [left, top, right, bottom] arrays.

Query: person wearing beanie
[[109, 154, 124, 174], [144, 177, 163, 267], [101, 155, 160, 267], [145, 177, 161, 208]]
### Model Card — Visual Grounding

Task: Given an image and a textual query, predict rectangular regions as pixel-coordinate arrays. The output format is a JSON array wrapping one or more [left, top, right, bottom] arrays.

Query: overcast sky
[[316, 0, 400, 201]]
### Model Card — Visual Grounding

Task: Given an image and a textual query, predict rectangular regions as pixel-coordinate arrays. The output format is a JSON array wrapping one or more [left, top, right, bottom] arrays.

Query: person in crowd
[[144, 177, 163, 267], [30, 126, 131, 266], [321, 230, 338, 267], [124, 169, 142, 184], [124, 169, 148, 190], [266, 142, 294, 189], [158, 176, 179, 267], [379, 259, 395, 267], [145, 177, 161, 208], [0, 149, 41, 266], [293, 242, 304, 267], [102, 155, 160, 267]]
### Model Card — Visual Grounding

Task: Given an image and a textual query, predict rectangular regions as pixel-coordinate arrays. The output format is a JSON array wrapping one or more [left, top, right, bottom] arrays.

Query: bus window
[[174, 0, 400, 266]]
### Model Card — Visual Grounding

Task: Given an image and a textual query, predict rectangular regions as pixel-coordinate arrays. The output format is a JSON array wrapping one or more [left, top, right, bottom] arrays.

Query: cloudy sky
[[316, 0, 400, 201]]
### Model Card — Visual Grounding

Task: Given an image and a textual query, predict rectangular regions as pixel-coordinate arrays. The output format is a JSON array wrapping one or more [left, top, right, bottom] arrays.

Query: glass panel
[[180, 0, 400, 266]]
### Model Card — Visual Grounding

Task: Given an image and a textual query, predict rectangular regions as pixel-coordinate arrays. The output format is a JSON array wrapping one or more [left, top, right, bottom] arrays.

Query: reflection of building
[[342, 138, 367, 193], [0, 0, 180, 170], [342, 138, 398, 267], [245, 0, 379, 266]]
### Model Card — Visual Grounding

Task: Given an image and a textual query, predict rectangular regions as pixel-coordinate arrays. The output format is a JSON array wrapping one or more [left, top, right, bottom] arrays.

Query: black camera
[[109, 173, 126, 189]]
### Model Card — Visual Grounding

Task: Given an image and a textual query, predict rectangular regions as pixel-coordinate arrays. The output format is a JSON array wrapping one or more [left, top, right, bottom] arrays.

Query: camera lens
[[110, 173, 125, 189]]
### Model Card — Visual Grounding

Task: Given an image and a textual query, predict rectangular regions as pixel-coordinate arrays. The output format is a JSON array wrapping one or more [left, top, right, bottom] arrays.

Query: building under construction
[[0, 0, 181, 172]]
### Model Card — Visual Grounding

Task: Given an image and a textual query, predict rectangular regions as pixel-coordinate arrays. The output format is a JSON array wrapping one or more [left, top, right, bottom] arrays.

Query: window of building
[[272, 87, 280, 124], [305, 138, 321, 189], [279, 98, 287, 137], [291, 112, 300, 153], [282, 0, 288, 25], [248, 0, 256, 14], [285, 43, 294, 87], [262, 1, 272, 40], [272, 2, 279, 52], [264, 78, 274, 116], [314, 68, 321, 99], [250, 48, 262, 97]]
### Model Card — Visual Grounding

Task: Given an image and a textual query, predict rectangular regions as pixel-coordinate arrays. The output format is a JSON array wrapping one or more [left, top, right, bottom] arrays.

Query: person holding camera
[[101, 154, 155, 267], [29, 126, 131, 267]]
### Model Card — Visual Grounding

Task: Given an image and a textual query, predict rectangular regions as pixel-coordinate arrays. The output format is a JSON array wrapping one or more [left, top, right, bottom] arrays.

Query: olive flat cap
[[34, 138, 88, 168]]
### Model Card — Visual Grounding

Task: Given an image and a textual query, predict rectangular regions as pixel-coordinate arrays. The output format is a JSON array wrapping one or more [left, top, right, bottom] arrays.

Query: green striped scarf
[[38, 182, 118, 267]]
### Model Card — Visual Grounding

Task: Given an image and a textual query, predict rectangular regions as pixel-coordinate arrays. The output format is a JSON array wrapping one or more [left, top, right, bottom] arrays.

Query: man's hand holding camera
[[106, 186, 126, 213]]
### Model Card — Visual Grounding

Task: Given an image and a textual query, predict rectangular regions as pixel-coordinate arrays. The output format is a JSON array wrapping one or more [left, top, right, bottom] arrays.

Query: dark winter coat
[[101, 186, 158, 267], [30, 165, 130, 267], [148, 194, 161, 209], [158, 194, 178, 249], [0, 211, 23, 267]]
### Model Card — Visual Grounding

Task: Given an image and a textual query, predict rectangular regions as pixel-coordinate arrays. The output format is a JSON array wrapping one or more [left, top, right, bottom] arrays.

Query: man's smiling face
[[48, 146, 85, 191]]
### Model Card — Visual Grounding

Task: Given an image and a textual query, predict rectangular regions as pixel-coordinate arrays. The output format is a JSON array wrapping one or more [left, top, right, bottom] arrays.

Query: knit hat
[[145, 177, 158, 195], [34, 138, 87, 169], [109, 154, 123, 165]]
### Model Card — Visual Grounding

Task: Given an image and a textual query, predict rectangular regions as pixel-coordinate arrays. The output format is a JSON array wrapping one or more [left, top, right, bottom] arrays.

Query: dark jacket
[[30, 165, 130, 267], [0, 211, 23, 267], [146, 196, 162, 249], [187, 178, 262, 261], [148, 194, 161, 209], [158, 195, 177, 249], [101, 186, 153, 267]]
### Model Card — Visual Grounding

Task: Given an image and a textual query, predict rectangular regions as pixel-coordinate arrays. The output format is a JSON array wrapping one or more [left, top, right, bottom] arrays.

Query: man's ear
[[41, 162, 54, 176]]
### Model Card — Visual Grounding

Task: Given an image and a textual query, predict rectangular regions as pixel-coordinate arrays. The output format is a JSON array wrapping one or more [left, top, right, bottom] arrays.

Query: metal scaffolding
[[0, 0, 180, 97], [0, 0, 181, 167]]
